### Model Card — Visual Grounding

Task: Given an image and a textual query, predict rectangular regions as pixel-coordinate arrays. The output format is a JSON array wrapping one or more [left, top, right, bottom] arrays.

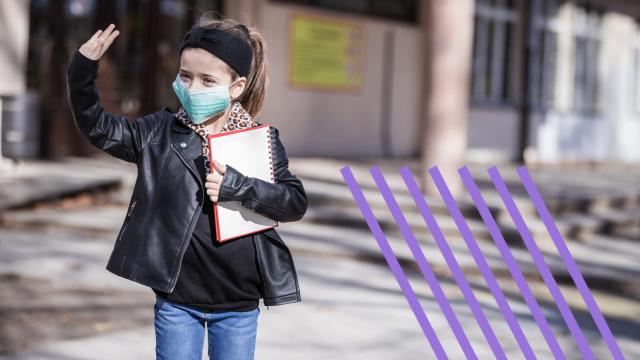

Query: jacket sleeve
[[217, 126, 308, 222], [66, 46, 167, 164]]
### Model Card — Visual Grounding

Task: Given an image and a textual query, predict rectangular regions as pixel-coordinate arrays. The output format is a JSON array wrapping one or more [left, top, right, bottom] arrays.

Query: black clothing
[[153, 153, 262, 312], [66, 47, 307, 306]]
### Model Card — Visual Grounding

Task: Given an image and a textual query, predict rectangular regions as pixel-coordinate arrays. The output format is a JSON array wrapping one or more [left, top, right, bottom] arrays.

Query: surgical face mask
[[172, 74, 240, 124]]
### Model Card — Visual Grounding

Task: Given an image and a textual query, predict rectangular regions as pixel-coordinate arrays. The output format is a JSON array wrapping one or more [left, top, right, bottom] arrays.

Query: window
[[529, 0, 559, 109], [470, 0, 518, 105], [270, 0, 419, 24], [572, 3, 602, 114]]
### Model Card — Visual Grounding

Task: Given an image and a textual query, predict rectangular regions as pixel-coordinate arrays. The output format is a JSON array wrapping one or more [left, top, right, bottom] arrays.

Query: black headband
[[179, 25, 253, 77]]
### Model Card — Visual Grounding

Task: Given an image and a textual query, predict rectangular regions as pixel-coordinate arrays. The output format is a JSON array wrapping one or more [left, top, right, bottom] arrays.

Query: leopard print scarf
[[173, 101, 259, 174]]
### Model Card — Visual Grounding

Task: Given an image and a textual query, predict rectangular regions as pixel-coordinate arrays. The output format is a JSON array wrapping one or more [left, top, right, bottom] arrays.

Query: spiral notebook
[[208, 123, 278, 242]]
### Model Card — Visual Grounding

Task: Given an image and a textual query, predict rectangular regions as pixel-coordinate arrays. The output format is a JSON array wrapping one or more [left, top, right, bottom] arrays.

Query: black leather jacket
[[66, 47, 308, 307]]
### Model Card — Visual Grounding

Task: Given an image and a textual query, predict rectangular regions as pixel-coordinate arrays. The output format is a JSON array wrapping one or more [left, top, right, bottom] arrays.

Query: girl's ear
[[230, 77, 247, 100]]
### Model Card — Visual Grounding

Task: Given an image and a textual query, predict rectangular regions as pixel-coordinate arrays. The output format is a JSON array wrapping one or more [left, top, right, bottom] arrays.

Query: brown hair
[[193, 12, 269, 119]]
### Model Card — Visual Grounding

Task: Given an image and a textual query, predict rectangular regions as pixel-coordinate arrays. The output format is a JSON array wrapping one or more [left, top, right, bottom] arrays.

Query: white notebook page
[[208, 124, 278, 241]]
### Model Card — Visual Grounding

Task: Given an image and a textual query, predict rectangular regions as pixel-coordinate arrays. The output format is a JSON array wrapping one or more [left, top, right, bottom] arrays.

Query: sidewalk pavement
[[2, 219, 638, 359], [0, 155, 639, 359]]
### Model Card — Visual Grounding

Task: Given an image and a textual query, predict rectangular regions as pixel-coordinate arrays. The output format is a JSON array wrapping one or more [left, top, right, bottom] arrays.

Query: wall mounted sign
[[288, 14, 364, 93]]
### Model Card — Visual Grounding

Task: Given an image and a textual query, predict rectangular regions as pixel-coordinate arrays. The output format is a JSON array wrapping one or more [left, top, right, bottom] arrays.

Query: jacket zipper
[[167, 199, 201, 293], [116, 199, 137, 245], [127, 199, 137, 217]]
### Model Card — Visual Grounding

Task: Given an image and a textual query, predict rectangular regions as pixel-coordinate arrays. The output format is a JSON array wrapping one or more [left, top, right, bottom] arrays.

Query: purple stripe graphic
[[488, 166, 596, 360], [369, 167, 478, 360], [424, 166, 537, 360], [518, 166, 626, 360], [459, 166, 566, 359], [340, 166, 449, 359]]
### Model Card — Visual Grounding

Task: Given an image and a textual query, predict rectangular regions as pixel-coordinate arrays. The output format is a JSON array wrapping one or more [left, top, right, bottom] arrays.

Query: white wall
[[254, 2, 424, 157], [466, 107, 521, 163], [0, 0, 30, 95], [535, 5, 640, 163]]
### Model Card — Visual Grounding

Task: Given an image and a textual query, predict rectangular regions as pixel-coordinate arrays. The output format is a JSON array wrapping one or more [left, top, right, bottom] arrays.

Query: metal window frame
[[529, 0, 560, 110], [571, 3, 603, 115], [470, 0, 519, 106]]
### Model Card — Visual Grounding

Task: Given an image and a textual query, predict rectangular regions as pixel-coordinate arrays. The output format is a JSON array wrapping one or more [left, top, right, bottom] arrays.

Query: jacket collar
[[168, 109, 201, 187], [171, 116, 193, 134]]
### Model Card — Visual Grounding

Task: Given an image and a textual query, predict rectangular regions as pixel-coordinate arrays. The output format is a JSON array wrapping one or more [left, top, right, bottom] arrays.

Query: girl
[[66, 14, 308, 360]]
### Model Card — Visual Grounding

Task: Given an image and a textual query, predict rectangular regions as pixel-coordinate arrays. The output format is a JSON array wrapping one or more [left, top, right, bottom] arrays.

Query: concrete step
[[286, 220, 640, 297], [293, 157, 640, 219], [301, 174, 640, 244], [304, 202, 492, 243], [0, 205, 126, 235], [498, 206, 640, 245], [57, 156, 138, 204], [299, 168, 533, 219], [0, 160, 123, 213]]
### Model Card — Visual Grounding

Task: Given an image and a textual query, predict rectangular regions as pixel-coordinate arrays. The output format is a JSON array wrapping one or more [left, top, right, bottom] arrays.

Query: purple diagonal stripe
[[425, 166, 537, 360], [459, 166, 566, 360], [380, 166, 504, 359], [339, 166, 449, 360], [488, 166, 596, 360], [518, 166, 626, 360], [369, 166, 478, 360]]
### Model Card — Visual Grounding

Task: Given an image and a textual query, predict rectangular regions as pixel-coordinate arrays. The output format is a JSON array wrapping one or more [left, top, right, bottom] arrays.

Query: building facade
[[232, 0, 640, 163], [1, 0, 640, 163]]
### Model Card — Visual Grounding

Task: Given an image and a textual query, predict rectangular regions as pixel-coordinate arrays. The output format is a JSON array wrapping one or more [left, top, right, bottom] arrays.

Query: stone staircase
[[289, 157, 640, 297]]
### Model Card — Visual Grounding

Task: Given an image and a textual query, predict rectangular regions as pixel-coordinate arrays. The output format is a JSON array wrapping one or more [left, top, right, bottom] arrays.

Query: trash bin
[[1, 92, 41, 159]]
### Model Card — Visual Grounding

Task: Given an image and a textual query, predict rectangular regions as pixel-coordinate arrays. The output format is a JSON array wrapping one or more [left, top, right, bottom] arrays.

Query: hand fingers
[[206, 173, 223, 183], [88, 29, 103, 43], [212, 160, 226, 174], [80, 25, 117, 60], [97, 24, 116, 45], [206, 188, 219, 198], [81, 31, 103, 57], [204, 178, 222, 189], [98, 29, 120, 57]]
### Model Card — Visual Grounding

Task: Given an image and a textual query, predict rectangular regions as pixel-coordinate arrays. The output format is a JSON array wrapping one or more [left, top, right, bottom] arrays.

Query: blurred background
[[1, 0, 640, 359]]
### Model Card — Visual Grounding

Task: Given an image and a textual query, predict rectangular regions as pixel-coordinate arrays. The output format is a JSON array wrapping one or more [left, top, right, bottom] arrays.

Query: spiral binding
[[267, 126, 276, 184]]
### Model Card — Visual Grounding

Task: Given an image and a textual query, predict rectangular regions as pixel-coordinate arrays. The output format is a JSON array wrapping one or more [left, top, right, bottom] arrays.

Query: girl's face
[[178, 47, 246, 99]]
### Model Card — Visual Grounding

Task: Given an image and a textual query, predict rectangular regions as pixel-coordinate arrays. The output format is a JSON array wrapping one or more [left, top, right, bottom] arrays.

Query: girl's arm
[[217, 126, 308, 223], [66, 46, 168, 164]]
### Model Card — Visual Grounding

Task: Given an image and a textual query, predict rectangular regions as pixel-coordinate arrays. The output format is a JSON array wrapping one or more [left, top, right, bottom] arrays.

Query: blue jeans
[[154, 295, 260, 360]]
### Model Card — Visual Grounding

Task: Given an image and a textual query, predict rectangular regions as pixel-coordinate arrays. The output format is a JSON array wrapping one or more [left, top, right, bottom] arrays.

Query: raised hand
[[79, 23, 120, 61]]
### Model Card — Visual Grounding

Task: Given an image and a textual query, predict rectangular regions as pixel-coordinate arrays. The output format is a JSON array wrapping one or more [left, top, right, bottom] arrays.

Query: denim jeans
[[154, 295, 260, 360]]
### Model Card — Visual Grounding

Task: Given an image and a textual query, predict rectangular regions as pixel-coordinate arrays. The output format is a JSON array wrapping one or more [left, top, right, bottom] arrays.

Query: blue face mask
[[172, 74, 240, 124]]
